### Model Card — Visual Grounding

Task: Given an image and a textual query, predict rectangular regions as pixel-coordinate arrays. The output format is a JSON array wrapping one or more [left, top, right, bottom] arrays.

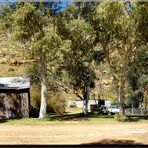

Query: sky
[[0, 0, 75, 15]]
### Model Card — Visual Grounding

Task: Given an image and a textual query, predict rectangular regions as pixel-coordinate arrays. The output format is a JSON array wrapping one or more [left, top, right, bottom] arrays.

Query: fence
[[125, 108, 148, 115]]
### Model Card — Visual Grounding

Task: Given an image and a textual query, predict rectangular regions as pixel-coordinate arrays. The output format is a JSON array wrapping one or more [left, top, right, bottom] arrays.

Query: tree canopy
[[0, 1, 147, 118]]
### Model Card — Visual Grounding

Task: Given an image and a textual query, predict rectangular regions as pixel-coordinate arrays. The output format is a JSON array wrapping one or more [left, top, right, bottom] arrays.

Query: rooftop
[[0, 76, 30, 89]]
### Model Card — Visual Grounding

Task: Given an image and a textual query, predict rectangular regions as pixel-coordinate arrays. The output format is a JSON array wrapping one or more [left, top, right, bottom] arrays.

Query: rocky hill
[[0, 33, 33, 77]]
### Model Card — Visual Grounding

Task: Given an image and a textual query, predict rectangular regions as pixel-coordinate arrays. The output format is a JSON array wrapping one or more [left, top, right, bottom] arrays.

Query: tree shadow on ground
[[46, 112, 148, 121], [117, 115, 148, 122], [46, 113, 88, 121], [82, 139, 142, 145], [0, 118, 8, 123], [46, 112, 115, 121], [127, 115, 148, 121]]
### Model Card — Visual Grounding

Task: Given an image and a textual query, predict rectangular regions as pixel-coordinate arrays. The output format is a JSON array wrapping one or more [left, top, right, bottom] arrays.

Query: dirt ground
[[0, 121, 148, 145]]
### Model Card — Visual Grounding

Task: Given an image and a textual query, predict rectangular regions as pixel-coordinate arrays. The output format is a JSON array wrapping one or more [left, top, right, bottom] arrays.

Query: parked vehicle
[[90, 99, 111, 115], [90, 105, 109, 115], [108, 105, 120, 115]]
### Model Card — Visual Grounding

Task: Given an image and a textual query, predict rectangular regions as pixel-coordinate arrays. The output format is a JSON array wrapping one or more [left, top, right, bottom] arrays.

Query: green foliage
[[63, 18, 96, 85], [1, 2, 147, 117], [11, 3, 48, 43], [126, 91, 143, 108], [26, 64, 40, 84], [127, 47, 147, 108], [93, 2, 146, 117], [138, 75, 148, 90], [96, 2, 140, 78], [9, 2, 64, 60], [66, 18, 96, 49], [2, 2, 69, 118], [127, 48, 148, 91], [54, 6, 106, 114], [136, 2, 148, 43], [0, 4, 14, 32], [57, 15, 104, 94], [55, 4, 80, 38]]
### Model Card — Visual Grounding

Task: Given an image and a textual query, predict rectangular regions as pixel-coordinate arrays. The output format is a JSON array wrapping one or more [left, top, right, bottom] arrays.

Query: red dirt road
[[0, 121, 148, 145]]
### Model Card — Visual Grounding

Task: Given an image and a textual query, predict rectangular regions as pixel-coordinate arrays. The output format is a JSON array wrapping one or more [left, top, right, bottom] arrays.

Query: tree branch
[[73, 92, 84, 100]]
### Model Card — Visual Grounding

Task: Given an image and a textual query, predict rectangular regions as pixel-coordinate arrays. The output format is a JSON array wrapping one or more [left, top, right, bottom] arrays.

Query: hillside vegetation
[[0, 33, 33, 76], [0, 32, 115, 101]]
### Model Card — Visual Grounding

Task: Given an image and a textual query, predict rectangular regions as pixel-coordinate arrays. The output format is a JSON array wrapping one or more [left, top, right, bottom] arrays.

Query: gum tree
[[55, 5, 104, 114], [1, 2, 64, 118], [95, 2, 142, 118]]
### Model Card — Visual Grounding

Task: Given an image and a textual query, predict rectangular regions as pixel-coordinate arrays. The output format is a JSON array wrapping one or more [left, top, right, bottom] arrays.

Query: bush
[[31, 85, 41, 110], [31, 85, 66, 115], [0, 58, 7, 64], [47, 92, 67, 114]]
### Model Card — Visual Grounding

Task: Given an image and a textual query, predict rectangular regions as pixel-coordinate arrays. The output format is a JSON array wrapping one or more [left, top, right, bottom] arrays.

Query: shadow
[[125, 118, 141, 122], [127, 115, 148, 121], [0, 84, 8, 88], [46, 111, 148, 122], [87, 113, 114, 118], [116, 115, 148, 122], [46, 113, 88, 121], [116, 117, 140, 122], [0, 118, 8, 123], [82, 139, 142, 145], [46, 112, 115, 121], [29, 106, 39, 118]]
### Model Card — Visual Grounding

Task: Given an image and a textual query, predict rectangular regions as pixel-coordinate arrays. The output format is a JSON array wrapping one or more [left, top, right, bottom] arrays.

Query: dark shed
[[0, 77, 30, 119]]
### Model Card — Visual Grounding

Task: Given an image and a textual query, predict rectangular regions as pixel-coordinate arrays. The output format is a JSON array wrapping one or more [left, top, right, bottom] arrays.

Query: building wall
[[0, 93, 29, 119]]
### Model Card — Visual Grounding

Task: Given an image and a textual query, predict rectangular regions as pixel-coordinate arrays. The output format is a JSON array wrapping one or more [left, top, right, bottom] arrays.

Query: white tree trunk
[[119, 77, 125, 118], [82, 99, 88, 114], [39, 79, 47, 118], [39, 51, 48, 119]]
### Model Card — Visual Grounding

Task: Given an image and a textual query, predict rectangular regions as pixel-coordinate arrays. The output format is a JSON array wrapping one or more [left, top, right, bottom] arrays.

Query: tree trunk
[[39, 77, 48, 118], [119, 77, 125, 118], [39, 51, 48, 119], [82, 78, 91, 115], [144, 89, 147, 112], [116, 85, 120, 104]]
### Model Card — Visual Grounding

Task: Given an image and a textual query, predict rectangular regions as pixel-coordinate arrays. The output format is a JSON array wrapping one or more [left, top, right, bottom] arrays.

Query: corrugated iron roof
[[0, 76, 30, 89]]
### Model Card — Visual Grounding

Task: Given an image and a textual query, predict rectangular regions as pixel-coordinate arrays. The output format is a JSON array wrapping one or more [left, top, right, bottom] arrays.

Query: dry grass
[[0, 118, 148, 145], [0, 33, 32, 77], [0, 64, 31, 77]]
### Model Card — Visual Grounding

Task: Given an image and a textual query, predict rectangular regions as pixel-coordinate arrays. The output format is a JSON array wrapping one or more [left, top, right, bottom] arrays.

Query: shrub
[[30, 85, 41, 110], [30, 85, 66, 115], [47, 92, 67, 114], [8, 67, 15, 72], [0, 58, 7, 64]]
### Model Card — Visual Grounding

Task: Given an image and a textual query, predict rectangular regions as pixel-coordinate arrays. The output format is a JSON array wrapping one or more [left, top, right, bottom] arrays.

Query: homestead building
[[0, 77, 30, 119]]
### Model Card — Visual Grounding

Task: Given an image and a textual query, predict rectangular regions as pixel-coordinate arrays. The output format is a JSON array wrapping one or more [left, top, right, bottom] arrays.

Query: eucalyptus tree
[[55, 4, 104, 114], [95, 2, 142, 118], [0, 2, 65, 118]]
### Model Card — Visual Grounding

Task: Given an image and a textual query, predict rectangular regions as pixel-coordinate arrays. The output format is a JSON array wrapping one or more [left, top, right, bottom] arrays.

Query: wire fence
[[125, 108, 148, 115]]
